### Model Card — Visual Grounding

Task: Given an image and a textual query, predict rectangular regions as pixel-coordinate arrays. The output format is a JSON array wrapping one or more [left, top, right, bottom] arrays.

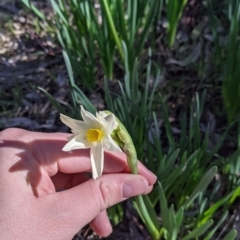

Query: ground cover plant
[[1, 0, 240, 239]]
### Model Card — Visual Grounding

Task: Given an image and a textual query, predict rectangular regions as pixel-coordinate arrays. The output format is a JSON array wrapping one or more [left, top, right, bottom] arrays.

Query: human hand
[[0, 128, 156, 240]]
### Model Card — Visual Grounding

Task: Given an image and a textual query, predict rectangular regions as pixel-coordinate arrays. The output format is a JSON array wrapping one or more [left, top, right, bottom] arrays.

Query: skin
[[0, 128, 157, 240]]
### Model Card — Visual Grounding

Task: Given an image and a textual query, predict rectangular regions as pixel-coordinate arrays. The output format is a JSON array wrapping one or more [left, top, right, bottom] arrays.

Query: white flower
[[60, 106, 122, 179]]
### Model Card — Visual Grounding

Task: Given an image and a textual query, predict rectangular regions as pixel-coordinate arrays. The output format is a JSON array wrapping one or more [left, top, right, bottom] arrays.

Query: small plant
[[208, 0, 240, 123], [23, 0, 162, 88], [165, 0, 188, 47], [222, 0, 240, 123]]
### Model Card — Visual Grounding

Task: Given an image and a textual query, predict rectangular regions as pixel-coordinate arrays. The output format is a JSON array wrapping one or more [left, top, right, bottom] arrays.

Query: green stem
[[167, 23, 177, 48], [135, 195, 160, 240], [101, 0, 124, 61], [111, 115, 160, 238]]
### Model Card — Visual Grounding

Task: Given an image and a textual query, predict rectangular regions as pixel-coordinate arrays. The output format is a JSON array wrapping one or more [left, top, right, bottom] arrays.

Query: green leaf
[[204, 211, 228, 240], [22, 0, 45, 19], [175, 207, 184, 230], [50, 0, 68, 25], [160, 149, 179, 180], [180, 220, 213, 240], [158, 181, 169, 231], [142, 195, 160, 229], [71, 85, 96, 114], [62, 51, 95, 114], [62, 51, 75, 87], [38, 87, 67, 114], [136, 0, 163, 55], [200, 192, 232, 224], [101, 0, 124, 61], [184, 166, 217, 207], [168, 204, 178, 240], [159, 94, 174, 146], [222, 229, 237, 240]]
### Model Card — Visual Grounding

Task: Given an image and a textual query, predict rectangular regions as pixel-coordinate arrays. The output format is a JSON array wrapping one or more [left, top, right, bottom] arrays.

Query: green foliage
[[22, 0, 46, 19], [146, 93, 239, 239], [208, 0, 240, 123], [164, 0, 188, 47], [222, 0, 240, 123], [24, 0, 162, 88]]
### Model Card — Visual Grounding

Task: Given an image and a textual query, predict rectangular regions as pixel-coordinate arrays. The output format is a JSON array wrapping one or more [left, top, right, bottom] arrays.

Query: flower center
[[86, 129, 104, 142]]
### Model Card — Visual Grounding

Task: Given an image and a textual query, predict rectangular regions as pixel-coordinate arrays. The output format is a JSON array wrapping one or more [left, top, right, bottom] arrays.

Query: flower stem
[[109, 113, 160, 238]]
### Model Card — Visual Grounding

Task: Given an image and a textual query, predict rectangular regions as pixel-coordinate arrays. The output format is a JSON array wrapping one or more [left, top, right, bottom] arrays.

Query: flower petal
[[80, 106, 101, 128], [62, 137, 87, 151], [103, 135, 123, 152], [103, 114, 118, 134], [96, 111, 108, 120], [74, 133, 92, 148], [90, 142, 104, 179], [60, 114, 89, 133]]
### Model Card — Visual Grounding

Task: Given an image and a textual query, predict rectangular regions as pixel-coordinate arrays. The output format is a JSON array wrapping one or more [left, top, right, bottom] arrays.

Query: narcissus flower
[[60, 106, 122, 179]]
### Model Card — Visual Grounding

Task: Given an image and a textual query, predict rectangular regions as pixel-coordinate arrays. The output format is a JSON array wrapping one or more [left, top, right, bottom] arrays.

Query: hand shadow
[[1, 138, 78, 197]]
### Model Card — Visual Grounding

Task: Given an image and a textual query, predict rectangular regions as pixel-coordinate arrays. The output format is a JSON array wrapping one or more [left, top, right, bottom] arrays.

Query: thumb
[[49, 173, 150, 235]]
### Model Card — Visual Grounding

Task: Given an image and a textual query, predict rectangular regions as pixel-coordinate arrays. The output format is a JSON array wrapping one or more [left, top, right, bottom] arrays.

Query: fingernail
[[122, 176, 148, 198], [146, 169, 158, 183]]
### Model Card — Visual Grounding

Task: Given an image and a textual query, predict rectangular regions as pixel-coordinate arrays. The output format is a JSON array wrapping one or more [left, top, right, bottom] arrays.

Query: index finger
[[4, 129, 156, 185], [57, 150, 157, 185], [33, 130, 157, 184]]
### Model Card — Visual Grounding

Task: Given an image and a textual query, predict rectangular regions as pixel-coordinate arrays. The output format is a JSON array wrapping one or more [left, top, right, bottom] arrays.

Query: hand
[[0, 128, 157, 240]]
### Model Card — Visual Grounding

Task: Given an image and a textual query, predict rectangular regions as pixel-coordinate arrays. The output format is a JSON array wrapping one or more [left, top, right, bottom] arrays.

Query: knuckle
[[97, 181, 116, 211]]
